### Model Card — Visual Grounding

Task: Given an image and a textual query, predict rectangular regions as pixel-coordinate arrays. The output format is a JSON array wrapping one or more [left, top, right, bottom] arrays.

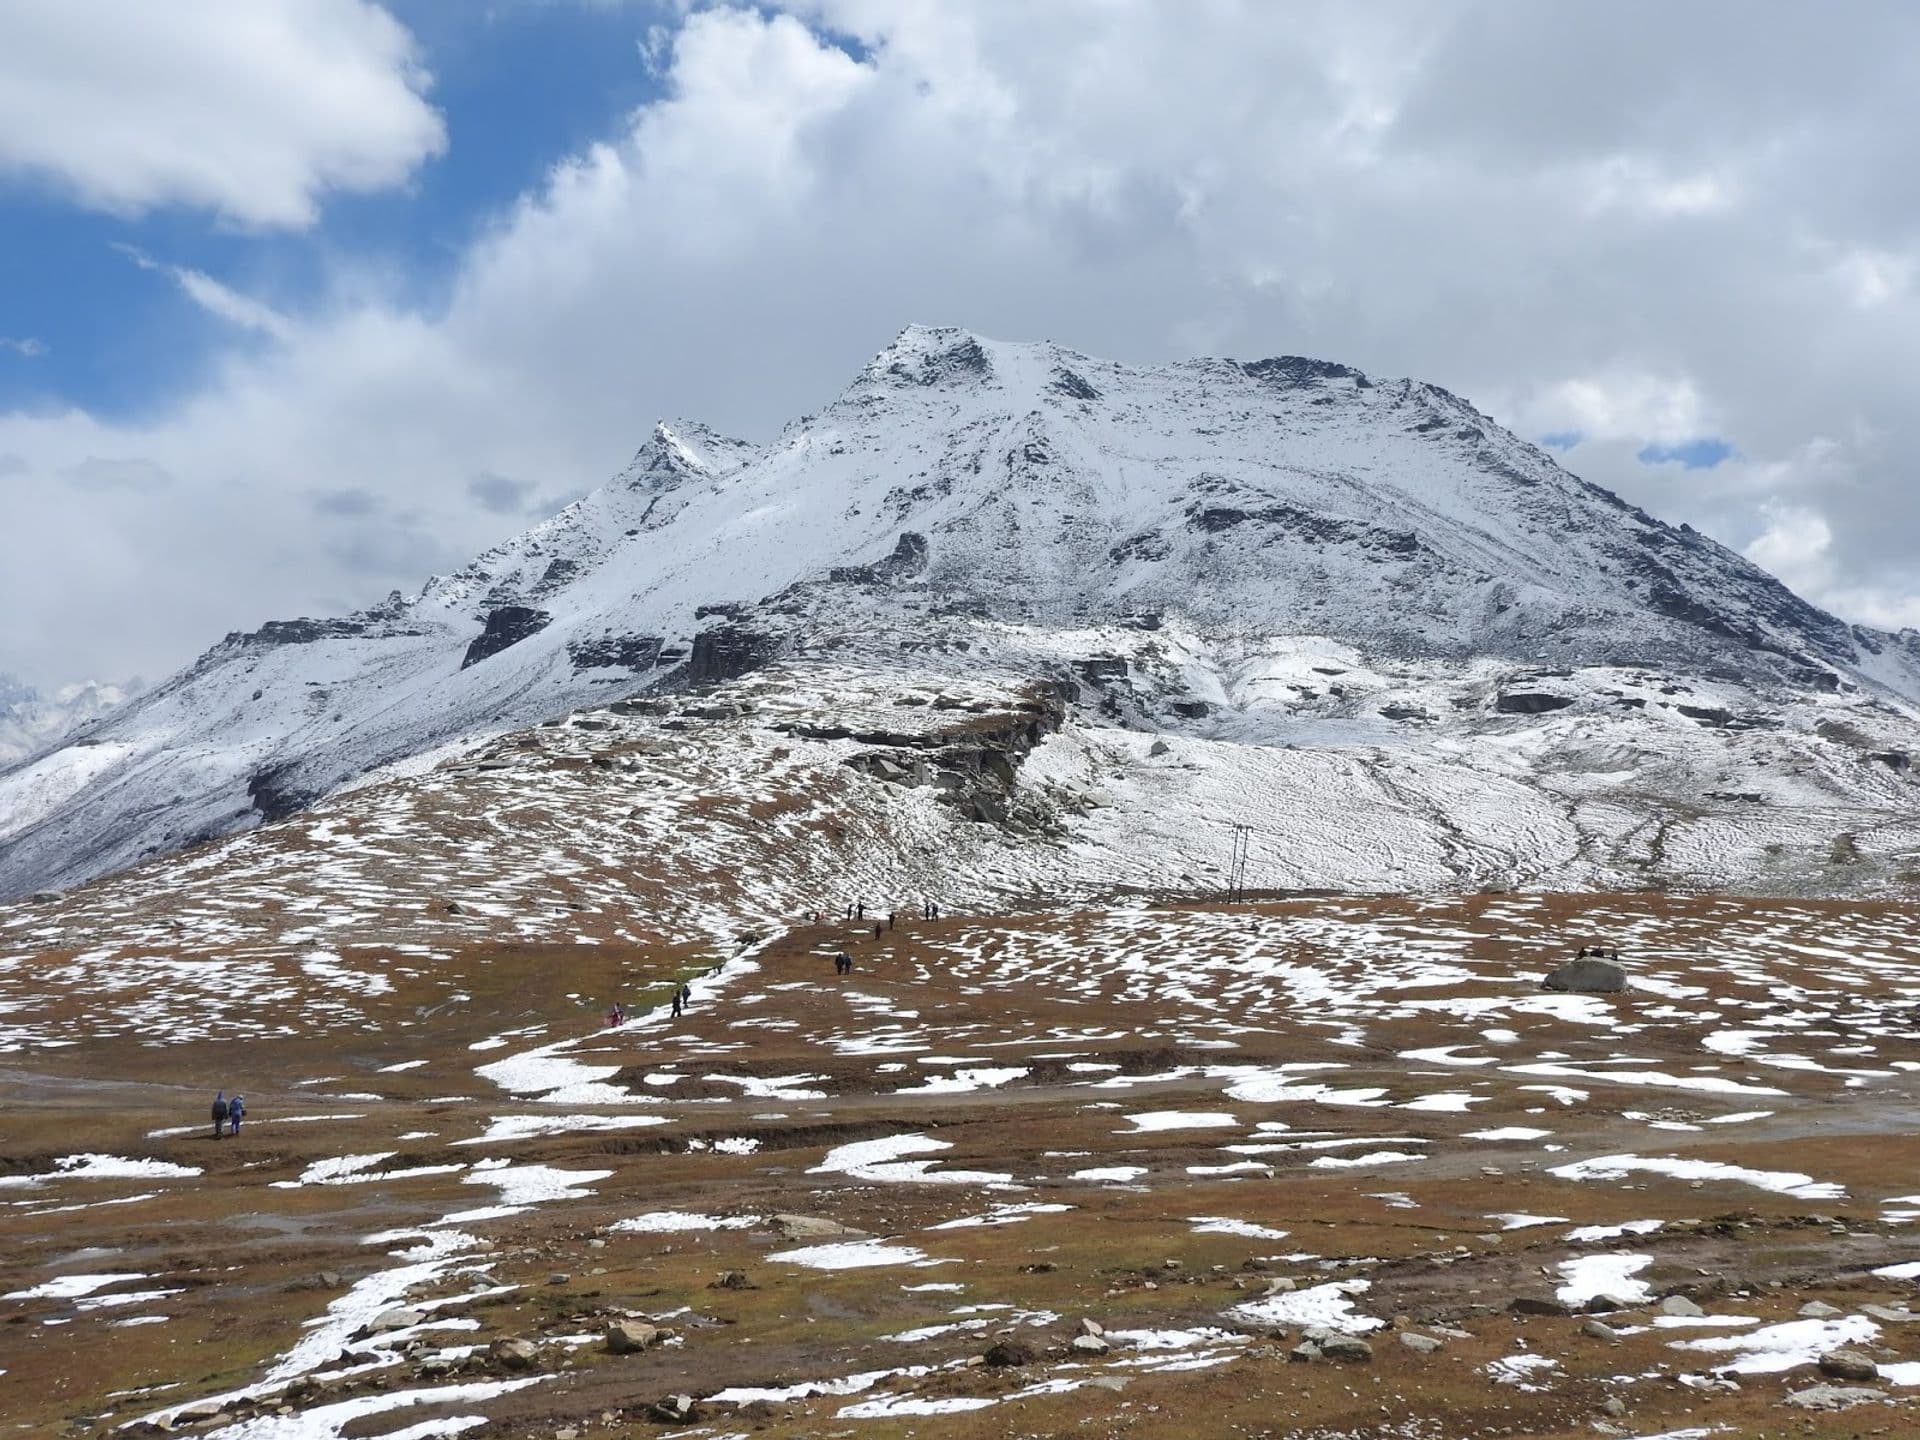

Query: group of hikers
[[209, 1091, 246, 1138], [1577, 945, 1623, 960], [604, 982, 695, 1028]]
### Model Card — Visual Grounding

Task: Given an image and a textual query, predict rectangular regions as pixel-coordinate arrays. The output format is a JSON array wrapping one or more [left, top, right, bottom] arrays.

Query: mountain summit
[[4, 326, 1919, 902]]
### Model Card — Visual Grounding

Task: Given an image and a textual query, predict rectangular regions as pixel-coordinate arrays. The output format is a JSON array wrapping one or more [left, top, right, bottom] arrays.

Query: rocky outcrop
[[1497, 692, 1576, 715], [1543, 957, 1627, 993], [568, 634, 664, 673], [684, 625, 789, 686], [829, 531, 930, 586], [461, 606, 550, 669]]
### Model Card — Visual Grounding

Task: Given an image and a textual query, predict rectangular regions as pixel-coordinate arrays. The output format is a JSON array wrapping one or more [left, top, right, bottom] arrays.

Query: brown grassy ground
[[5, 892, 1920, 1438]]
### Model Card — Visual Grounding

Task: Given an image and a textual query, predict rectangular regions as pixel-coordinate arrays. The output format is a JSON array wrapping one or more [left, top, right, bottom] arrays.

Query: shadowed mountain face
[[4, 325, 1919, 902]]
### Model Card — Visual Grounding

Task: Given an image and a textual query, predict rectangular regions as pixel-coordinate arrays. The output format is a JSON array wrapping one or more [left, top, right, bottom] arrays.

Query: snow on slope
[[0, 676, 136, 769], [5, 326, 1920, 901]]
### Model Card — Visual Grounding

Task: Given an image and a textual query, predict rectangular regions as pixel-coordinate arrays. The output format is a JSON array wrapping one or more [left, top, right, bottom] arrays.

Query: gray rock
[[1510, 1296, 1572, 1317], [1076, 1317, 1105, 1338], [369, 1306, 425, 1333], [490, 1338, 540, 1372], [1581, 1318, 1622, 1343], [1320, 1335, 1373, 1362], [1542, 957, 1626, 993], [1799, 1299, 1843, 1319], [1600, 1396, 1628, 1418], [1087, 1375, 1130, 1393], [1399, 1332, 1443, 1354], [1861, 1304, 1919, 1323], [1659, 1295, 1705, 1318], [769, 1213, 866, 1240], [1288, 1341, 1321, 1363], [1783, 1384, 1886, 1410], [546, 1272, 570, 1286], [983, 1339, 1033, 1368], [1263, 1277, 1297, 1295], [1070, 1334, 1112, 1355], [1818, 1349, 1879, 1381], [604, 1320, 661, 1354]]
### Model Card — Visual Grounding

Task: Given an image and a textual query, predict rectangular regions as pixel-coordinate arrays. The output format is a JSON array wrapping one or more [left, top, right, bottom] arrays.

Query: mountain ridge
[[4, 324, 1919, 902]]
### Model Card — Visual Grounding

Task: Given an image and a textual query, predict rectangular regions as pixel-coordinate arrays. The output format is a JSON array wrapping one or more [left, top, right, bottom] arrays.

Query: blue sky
[[0, 2, 671, 422], [0, 1, 1914, 690]]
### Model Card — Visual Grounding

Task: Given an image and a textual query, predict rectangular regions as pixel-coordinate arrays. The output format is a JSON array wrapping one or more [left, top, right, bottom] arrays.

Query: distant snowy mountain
[[6, 325, 1920, 903], [0, 674, 137, 769]]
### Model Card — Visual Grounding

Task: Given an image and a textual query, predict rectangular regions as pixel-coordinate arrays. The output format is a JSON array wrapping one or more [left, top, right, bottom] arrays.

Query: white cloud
[[0, 337, 47, 358], [112, 244, 295, 341], [6, 2, 1920, 687], [0, 0, 445, 228]]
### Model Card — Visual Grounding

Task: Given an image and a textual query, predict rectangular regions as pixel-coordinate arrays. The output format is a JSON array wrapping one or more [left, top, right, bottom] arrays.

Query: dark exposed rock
[[1075, 657, 1130, 687], [1544, 957, 1627, 994], [248, 763, 320, 823], [1185, 498, 1419, 557], [1169, 700, 1211, 719], [1049, 367, 1102, 401], [684, 625, 788, 686], [1242, 356, 1369, 387], [1871, 751, 1913, 772], [1677, 704, 1733, 727], [829, 532, 930, 586], [461, 606, 550, 669], [568, 634, 664, 673], [983, 1338, 1034, 1367], [1509, 1296, 1573, 1316], [1496, 692, 1576, 714]]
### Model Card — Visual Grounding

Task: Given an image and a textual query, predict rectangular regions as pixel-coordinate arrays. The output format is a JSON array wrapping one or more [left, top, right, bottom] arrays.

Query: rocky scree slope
[[4, 325, 1920, 902]]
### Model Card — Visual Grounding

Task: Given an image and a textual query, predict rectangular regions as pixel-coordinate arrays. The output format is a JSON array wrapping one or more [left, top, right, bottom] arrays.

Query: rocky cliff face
[[5, 326, 1919, 901]]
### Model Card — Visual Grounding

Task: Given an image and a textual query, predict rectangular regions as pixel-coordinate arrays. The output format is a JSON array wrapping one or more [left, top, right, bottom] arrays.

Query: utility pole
[[1226, 823, 1253, 903]]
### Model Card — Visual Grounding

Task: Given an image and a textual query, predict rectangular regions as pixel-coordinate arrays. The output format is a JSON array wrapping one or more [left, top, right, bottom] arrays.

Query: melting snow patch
[[768, 1241, 929, 1270], [1491, 1214, 1570, 1231], [1228, 1279, 1381, 1333], [1549, 1154, 1844, 1200], [611, 1212, 762, 1234], [1556, 1253, 1652, 1305], [456, 1114, 671, 1145], [1486, 1354, 1559, 1389], [1071, 1166, 1146, 1183], [4, 1271, 147, 1300], [1121, 1111, 1237, 1132], [1569, 1219, 1663, 1242], [1673, 1315, 1878, 1373], [1466, 1127, 1553, 1141], [810, 1134, 1011, 1186], [1189, 1216, 1289, 1239]]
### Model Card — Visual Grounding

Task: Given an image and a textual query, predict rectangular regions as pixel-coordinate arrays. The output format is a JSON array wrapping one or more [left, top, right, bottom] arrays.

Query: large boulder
[[1543, 957, 1626, 993]]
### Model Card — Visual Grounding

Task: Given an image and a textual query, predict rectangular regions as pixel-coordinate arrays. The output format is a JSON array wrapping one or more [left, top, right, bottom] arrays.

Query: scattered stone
[[1799, 1300, 1843, 1319], [1070, 1334, 1112, 1355], [1818, 1349, 1879, 1382], [1659, 1295, 1705, 1318], [1399, 1332, 1443, 1354], [604, 1320, 661, 1354], [1509, 1296, 1571, 1317], [368, 1306, 425, 1333], [1263, 1277, 1297, 1296], [1320, 1335, 1373, 1362], [1542, 957, 1626, 993], [983, 1339, 1033, 1368], [648, 1394, 700, 1424], [316, 1270, 342, 1288], [1862, 1304, 1920, 1323], [1288, 1341, 1321, 1363], [1077, 1318, 1105, 1338], [1581, 1318, 1622, 1344], [1087, 1375, 1130, 1393], [490, 1338, 540, 1372], [709, 1270, 755, 1290], [769, 1213, 866, 1240], [547, 1273, 570, 1286], [1784, 1384, 1885, 1410], [1600, 1396, 1628, 1418]]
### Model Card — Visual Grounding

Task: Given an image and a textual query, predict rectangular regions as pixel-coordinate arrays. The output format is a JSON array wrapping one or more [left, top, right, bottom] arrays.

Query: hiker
[[227, 1094, 246, 1136], [1577, 946, 1589, 958], [211, 1091, 229, 1140], [670, 987, 683, 1018], [887, 911, 896, 931], [843, 902, 853, 921], [855, 901, 865, 921], [873, 923, 882, 940]]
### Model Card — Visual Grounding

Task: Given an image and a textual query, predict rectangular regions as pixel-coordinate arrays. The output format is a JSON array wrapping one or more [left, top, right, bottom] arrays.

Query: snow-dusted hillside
[[5, 325, 1920, 902], [0, 675, 136, 769]]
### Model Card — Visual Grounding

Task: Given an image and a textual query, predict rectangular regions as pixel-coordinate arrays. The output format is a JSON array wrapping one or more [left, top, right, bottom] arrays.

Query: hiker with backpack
[[227, 1094, 246, 1135], [211, 1092, 229, 1139]]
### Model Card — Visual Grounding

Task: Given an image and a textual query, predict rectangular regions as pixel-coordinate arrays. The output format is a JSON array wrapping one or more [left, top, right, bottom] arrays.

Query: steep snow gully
[[6, 325, 1920, 902]]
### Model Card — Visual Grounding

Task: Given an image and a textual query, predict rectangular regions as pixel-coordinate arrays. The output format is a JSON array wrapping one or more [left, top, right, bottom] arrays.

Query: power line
[[1226, 823, 1253, 903]]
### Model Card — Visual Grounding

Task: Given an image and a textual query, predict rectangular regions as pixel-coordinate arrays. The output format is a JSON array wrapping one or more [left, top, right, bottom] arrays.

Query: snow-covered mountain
[[6, 325, 1920, 903], [0, 674, 137, 769]]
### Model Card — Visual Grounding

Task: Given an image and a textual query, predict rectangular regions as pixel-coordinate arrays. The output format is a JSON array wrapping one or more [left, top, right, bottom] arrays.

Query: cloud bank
[[2, 1, 1917, 688]]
